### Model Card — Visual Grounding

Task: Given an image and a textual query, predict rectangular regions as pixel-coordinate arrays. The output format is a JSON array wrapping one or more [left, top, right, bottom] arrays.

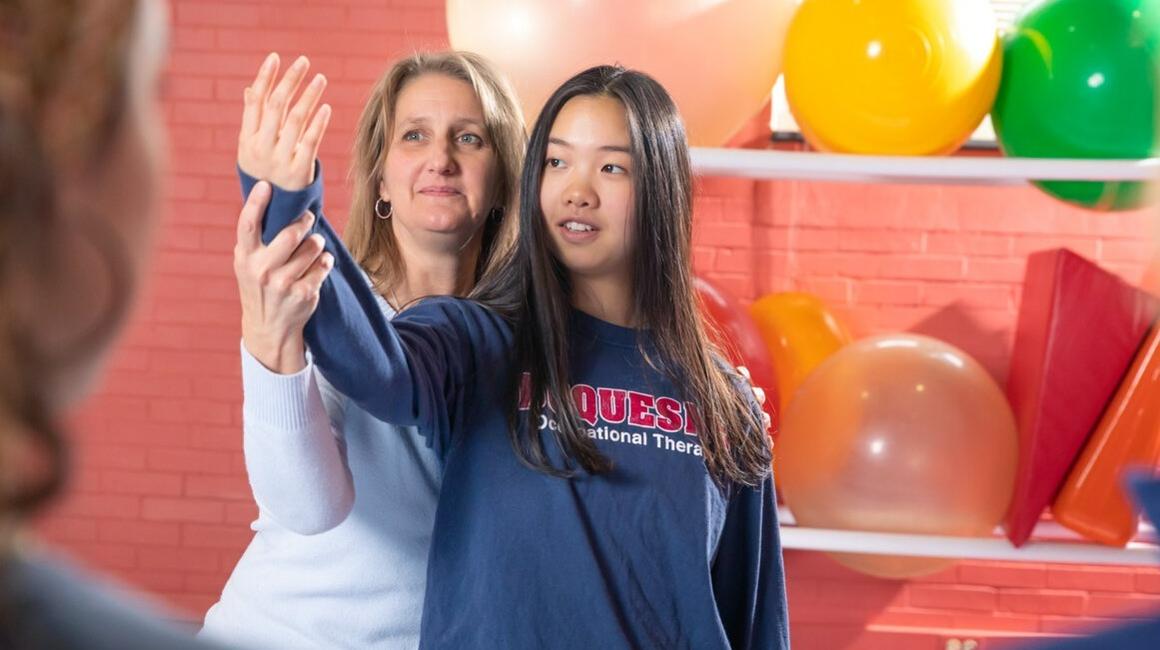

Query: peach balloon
[[446, 0, 797, 146], [779, 334, 1019, 579]]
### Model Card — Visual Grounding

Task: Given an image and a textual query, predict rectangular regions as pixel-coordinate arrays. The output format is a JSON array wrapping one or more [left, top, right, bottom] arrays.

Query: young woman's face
[[540, 94, 636, 284], [381, 73, 500, 249]]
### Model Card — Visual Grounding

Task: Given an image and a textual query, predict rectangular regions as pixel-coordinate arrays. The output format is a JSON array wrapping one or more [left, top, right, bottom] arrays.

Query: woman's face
[[539, 94, 636, 284], [380, 73, 500, 254]]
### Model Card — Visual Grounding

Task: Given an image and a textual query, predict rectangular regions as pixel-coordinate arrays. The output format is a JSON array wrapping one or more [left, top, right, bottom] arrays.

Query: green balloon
[[992, 0, 1160, 211]]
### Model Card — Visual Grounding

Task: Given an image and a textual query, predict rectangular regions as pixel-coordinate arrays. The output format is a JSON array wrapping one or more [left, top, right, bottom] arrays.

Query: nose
[[427, 136, 457, 176], [564, 174, 598, 209]]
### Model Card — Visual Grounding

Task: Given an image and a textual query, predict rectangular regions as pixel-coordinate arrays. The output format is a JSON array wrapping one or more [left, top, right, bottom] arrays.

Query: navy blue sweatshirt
[[241, 169, 790, 649]]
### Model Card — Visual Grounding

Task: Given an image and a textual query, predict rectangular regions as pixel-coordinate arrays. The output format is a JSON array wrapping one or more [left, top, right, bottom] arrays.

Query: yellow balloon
[[783, 0, 1002, 155], [779, 335, 1019, 579], [446, 0, 797, 146], [749, 293, 853, 413]]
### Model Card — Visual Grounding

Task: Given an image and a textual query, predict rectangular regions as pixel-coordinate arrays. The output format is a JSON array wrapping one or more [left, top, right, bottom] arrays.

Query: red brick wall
[[33, 1, 1160, 647]]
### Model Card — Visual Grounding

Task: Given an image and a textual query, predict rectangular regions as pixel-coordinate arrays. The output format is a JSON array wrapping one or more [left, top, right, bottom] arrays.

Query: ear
[[377, 174, 389, 202]]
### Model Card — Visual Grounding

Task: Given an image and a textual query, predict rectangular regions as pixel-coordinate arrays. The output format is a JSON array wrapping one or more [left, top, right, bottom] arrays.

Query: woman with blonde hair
[[200, 49, 526, 649], [0, 0, 226, 647]]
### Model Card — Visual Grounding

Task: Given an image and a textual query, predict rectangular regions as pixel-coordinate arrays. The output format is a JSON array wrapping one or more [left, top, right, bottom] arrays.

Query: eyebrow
[[548, 137, 631, 154], [398, 116, 487, 130]]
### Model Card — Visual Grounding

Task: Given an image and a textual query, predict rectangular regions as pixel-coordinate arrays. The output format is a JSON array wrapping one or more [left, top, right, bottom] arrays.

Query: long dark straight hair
[[474, 65, 771, 486]]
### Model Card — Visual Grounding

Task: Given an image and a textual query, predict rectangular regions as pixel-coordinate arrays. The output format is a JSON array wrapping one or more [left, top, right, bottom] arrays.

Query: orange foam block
[[1004, 249, 1158, 547], [1052, 325, 1160, 546]]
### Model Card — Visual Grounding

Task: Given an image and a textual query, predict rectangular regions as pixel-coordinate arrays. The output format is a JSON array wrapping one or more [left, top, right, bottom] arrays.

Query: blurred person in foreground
[[0, 0, 230, 647]]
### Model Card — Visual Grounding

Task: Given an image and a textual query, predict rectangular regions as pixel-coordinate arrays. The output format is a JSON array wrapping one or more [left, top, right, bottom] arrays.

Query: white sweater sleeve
[[239, 340, 354, 535]]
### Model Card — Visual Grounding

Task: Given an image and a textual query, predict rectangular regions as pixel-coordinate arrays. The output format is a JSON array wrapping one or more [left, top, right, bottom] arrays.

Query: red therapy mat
[[1004, 249, 1159, 547]]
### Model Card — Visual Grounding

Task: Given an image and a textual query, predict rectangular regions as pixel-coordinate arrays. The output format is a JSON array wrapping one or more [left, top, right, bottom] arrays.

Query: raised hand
[[234, 181, 334, 374], [238, 53, 331, 191]]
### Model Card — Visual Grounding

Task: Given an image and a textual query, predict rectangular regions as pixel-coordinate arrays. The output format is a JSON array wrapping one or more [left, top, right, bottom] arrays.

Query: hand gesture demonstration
[[234, 53, 334, 374], [238, 52, 331, 190]]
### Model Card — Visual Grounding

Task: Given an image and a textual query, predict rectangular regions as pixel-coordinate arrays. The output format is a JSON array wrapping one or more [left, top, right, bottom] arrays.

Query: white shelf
[[778, 508, 1160, 567], [690, 147, 1160, 186], [781, 528, 1160, 567]]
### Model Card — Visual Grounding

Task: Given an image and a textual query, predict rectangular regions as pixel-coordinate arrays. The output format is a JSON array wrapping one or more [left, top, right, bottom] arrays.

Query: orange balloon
[[445, 0, 797, 146], [779, 334, 1018, 579], [749, 292, 853, 413]]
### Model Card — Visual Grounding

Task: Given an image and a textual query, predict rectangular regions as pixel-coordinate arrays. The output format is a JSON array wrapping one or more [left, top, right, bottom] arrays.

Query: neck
[[570, 272, 636, 327], [388, 231, 482, 307]]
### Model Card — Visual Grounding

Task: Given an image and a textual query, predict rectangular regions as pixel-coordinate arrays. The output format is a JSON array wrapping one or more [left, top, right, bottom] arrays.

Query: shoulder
[[4, 551, 224, 650], [354, 267, 396, 320], [396, 296, 513, 340]]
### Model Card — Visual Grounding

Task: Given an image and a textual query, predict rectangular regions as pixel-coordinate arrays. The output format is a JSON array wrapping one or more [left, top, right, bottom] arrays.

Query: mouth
[[556, 218, 600, 242], [419, 186, 462, 197], [561, 220, 597, 233]]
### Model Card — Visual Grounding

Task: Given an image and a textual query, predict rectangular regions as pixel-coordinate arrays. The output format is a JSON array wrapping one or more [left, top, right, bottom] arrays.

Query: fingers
[[762, 410, 773, 434], [276, 73, 327, 162], [235, 181, 272, 254], [265, 210, 316, 266], [297, 251, 335, 300], [271, 233, 327, 287], [752, 386, 766, 407], [240, 53, 279, 138], [251, 52, 280, 103], [734, 364, 767, 407], [294, 103, 331, 180], [256, 56, 309, 157]]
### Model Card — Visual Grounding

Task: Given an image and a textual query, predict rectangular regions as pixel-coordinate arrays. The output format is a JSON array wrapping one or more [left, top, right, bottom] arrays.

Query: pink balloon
[[446, 0, 797, 146]]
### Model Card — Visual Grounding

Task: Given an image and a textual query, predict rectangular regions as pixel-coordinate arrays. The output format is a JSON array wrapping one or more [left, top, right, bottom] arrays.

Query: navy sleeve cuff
[[237, 162, 325, 245]]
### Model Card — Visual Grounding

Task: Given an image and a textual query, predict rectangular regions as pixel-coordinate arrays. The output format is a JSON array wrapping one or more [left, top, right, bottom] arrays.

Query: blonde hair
[[0, 0, 139, 516], [345, 51, 526, 296]]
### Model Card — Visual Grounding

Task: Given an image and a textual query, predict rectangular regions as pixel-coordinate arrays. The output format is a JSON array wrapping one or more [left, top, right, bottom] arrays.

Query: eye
[[458, 133, 483, 146], [601, 163, 627, 174], [402, 130, 423, 142], [546, 157, 564, 168]]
